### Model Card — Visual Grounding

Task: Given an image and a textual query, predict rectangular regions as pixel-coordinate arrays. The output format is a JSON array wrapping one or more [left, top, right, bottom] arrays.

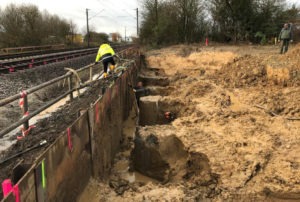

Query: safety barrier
[[1, 58, 138, 202]]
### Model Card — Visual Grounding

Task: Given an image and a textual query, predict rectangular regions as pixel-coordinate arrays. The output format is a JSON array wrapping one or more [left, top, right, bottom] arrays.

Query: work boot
[[103, 72, 108, 78], [110, 65, 115, 72]]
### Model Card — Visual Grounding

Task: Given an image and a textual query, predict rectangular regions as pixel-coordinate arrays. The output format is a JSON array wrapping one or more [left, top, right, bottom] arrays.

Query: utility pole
[[136, 8, 139, 36], [155, 0, 158, 26], [86, 8, 90, 47], [125, 27, 127, 42]]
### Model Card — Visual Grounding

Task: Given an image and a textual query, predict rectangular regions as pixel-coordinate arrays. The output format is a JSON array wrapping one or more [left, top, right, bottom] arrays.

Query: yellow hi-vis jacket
[[95, 44, 115, 62]]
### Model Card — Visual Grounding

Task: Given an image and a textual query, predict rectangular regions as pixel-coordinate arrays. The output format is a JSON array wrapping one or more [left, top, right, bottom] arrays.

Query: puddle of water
[[112, 108, 159, 184]]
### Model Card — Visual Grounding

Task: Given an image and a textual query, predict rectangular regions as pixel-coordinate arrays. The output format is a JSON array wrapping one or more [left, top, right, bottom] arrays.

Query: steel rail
[[0, 44, 136, 74], [0, 47, 91, 60], [0, 49, 98, 74]]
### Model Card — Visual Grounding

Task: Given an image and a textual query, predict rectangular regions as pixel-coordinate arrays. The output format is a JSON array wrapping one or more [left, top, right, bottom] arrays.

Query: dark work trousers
[[102, 54, 115, 73], [280, 39, 290, 54], [133, 87, 149, 106]]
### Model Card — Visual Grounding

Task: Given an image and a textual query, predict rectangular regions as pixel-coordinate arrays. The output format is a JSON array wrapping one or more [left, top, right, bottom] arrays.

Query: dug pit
[[132, 126, 216, 185], [137, 66, 182, 126], [138, 96, 182, 126]]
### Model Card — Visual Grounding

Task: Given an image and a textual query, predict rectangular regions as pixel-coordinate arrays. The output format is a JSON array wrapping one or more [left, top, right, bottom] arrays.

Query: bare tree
[[68, 20, 78, 45], [175, 0, 203, 43], [139, 0, 207, 45], [0, 4, 24, 46], [209, 0, 298, 43], [20, 4, 43, 45], [0, 4, 77, 47]]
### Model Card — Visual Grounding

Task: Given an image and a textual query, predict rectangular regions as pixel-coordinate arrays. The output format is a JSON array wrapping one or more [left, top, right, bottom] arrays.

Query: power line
[[91, 0, 139, 36], [122, 9, 136, 18], [96, 0, 138, 19], [89, 9, 105, 20]]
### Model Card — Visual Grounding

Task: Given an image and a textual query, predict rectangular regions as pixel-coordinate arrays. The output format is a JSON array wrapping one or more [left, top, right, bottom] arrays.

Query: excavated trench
[[78, 62, 219, 201], [131, 71, 216, 185], [79, 45, 300, 201]]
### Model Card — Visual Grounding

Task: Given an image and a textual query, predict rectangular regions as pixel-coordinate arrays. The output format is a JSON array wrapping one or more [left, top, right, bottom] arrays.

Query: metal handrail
[[0, 89, 72, 138], [0, 73, 72, 107]]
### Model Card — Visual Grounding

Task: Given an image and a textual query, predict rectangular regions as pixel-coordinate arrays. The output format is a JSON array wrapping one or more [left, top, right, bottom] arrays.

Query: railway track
[[0, 44, 135, 74], [0, 48, 98, 74], [0, 47, 91, 60]]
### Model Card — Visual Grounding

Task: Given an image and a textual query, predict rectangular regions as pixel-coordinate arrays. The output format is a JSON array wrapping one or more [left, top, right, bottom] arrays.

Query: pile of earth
[[286, 43, 300, 57], [214, 54, 268, 88], [215, 43, 300, 88], [249, 87, 300, 117]]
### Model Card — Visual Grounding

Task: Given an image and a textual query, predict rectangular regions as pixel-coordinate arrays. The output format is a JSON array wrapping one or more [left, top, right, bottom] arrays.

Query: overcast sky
[[0, 0, 299, 37], [0, 0, 140, 37]]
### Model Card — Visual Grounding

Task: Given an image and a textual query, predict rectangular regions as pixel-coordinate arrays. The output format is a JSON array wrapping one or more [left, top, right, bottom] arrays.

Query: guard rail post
[[68, 74, 74, 101], [89, 65, 93, 82], [22, 94, 29, 130]]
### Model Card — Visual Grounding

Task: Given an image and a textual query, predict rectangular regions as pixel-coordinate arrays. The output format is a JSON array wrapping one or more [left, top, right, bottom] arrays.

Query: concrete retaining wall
[[1, 61, 138, 202]]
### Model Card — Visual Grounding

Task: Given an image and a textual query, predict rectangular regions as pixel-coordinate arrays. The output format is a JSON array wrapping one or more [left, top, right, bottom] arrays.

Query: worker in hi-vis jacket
[[278, 23, 293, 54], [95, 43, 117, 78]]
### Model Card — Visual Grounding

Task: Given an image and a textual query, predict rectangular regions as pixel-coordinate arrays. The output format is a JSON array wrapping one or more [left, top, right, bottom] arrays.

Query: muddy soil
[[79, 44, 299, 201]]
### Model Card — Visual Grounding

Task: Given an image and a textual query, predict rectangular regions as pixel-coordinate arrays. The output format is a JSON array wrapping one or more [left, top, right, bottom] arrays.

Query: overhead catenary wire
[[89, 9, 105, 20], [94, 0, 138, 35], [96, 0, 123, 17], [98, 0, 136, 14]]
